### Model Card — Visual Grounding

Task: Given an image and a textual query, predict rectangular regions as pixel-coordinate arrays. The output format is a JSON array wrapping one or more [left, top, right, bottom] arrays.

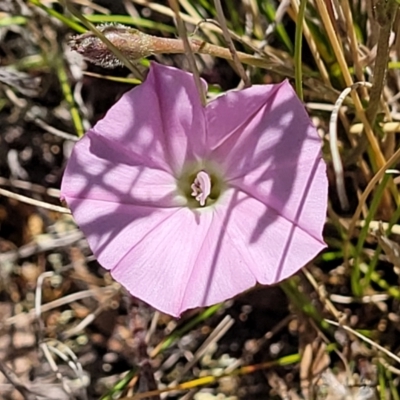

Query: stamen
[[191, 171, 211, 206]]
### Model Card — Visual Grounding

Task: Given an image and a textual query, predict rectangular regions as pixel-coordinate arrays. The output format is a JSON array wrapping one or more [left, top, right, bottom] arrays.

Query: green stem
[[294, 0, 307, 100], [55, 57, 84, 137], [352, 174, 390, 295]]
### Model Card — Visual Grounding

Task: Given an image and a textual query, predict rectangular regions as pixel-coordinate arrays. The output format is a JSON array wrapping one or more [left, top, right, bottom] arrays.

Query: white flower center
[[191, 171, 211, 207]]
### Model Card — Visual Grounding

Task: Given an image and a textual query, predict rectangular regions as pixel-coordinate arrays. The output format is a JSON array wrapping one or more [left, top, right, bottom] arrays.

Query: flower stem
[[69, 25, 304, 79], [294, 0, 307, 100]]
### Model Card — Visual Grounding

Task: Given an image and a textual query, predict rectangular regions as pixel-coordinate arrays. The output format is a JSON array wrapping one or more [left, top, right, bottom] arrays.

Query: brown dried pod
[[69, 24, 155, 68]]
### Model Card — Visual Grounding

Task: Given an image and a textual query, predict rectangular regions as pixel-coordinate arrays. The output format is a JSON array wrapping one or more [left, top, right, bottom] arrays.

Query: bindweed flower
[[61, 62, 328, 317]]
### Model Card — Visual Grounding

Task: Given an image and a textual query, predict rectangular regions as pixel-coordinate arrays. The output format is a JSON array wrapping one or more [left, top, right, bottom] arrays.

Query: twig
[[28, 114, 79, 141], [0, 177, 61, 198], [35, 271, 55, 341], [350, 121, 400, 134], [341, 0, 368, 99], [0, 187, 70, 214], [329, 82, 373, 210], [40, 342, 73, 396], [325, 318, 400, 364], [4, 286, 118, 327], [366, 0, 398, 125], [170, 315, 234, 386], [347, 146, 400, 240], [0, 230, 85, 265], [168, 0, 206, 106], [0, 360, 38, 400], [214, 0, 251, 87], [61, 305, 106, 339]]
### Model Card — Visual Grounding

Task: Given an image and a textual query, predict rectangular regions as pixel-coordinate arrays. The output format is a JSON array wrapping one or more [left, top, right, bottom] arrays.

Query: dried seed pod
[[69, 24, 155, 68]]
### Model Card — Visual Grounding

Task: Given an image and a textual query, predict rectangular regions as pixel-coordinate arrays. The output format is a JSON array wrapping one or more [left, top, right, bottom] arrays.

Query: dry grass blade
[[0, 188, 70, 214], [329, 82, 373, 210]]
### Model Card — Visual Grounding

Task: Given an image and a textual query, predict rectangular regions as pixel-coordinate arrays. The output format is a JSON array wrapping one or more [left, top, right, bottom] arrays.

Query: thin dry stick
[[5, 286, 117, 326], [73, 0, 110, 14], [145, 311, 160, 345], [361, 219, 400, 235], [365, 0, 397, 125], [168, 0, 206, 106], [0, 361, 38, 400], [350, 121, 400, 134], [0, 187, 70, 213], [44, 340, 85, 382], [131, 0, 218, 41], [61, 305, 106, 339], [302, 268, 342, 320], [0, 177, 61, 198], [244, 0, 263, 38], [170, 315, 234, 387], [325, 318, 400, 365], [40, 342, 73, 396], [214, 0, 251, 87], [347, 145, 400, 240], [329, 82, 373, 210], [35, 271, 55, 341], [379, 357, 400, 376], [194, 18, 269, 58], [30, 114, 79, 141], [0, 230, 85, 266], [263, 0, 290, 47], [330, 293, 389, 304], [35, 271, 56, 321], [179, 0, 205, 24], [340, 0, 368, 99], [123, 0, 140, 18], [70, 25, 342, 102]]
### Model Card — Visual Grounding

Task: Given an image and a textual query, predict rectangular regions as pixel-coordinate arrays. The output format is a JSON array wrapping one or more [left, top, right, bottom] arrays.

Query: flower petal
[[63, 196, 180, 271], [205, 82, 283, 151], [61, 130, 183, 208], [92, 62, 207, 175], [208, 80, 327, 239], [214, 189, 326, 284], [109, 187, 325, 317], [230, 147, 327, 240], [60, 64, 328, 317], [208, 81, 313, 177], [110, 202, 256, 317]]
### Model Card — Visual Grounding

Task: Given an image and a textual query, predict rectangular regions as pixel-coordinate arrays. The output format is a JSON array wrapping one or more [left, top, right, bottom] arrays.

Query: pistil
[[191, 171, 211, 206]]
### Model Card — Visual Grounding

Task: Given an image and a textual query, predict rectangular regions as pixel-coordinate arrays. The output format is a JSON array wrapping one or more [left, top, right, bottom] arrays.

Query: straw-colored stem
[[214, 0, 251, 87], [168, 0, 206, 106], [314, 0, 385, 168]]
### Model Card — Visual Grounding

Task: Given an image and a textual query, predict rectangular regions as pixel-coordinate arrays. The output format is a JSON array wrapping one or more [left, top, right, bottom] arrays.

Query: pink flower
[[61, 62, 327, 317]]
